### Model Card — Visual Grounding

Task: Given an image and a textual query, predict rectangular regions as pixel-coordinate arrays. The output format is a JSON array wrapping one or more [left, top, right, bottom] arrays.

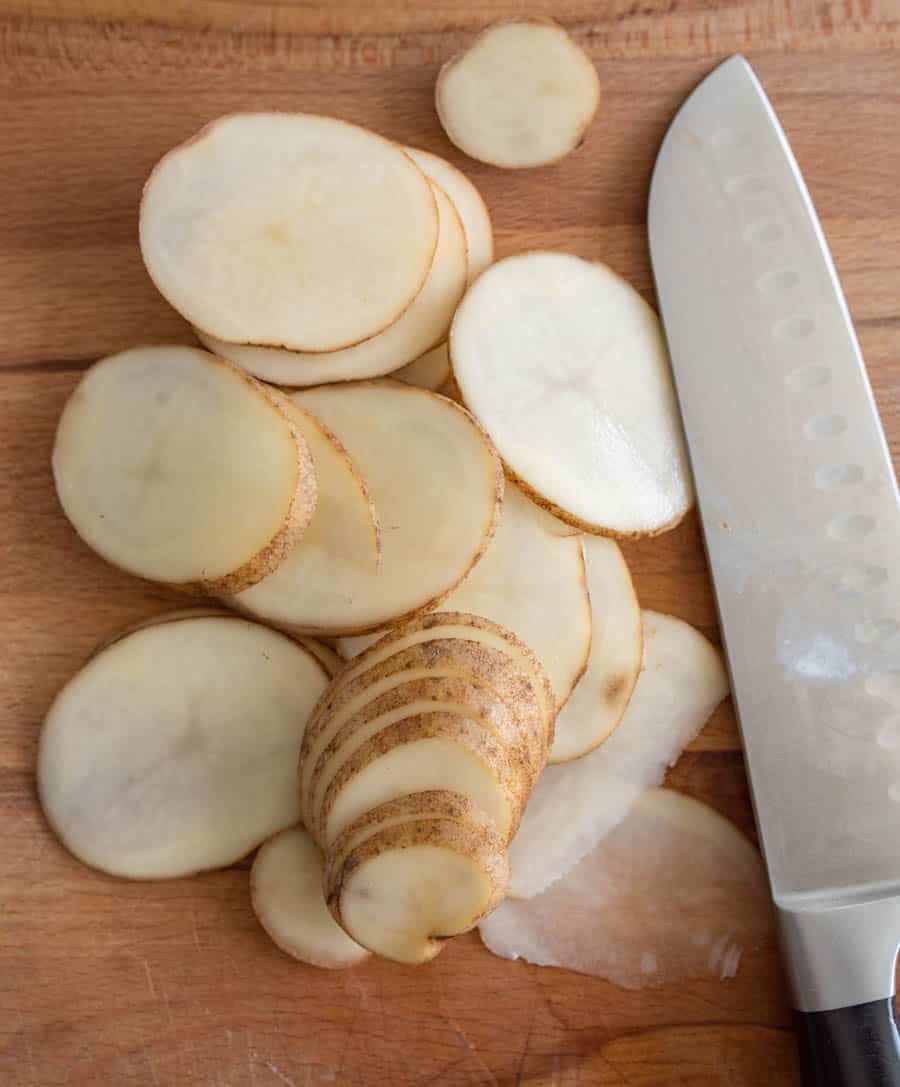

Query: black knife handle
[[795, 999, 900, 1086]]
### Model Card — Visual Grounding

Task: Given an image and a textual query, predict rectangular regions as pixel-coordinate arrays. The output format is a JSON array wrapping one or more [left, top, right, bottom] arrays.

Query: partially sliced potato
[[52, 346, 317, 594], [507, 610, 728, 898], [549, 537, 642, 763], [481, 788, 771, 988], [197, 182, 466, 386], [327, 817, 509, 964], [235, 385, 501, 635], [394, 343, 451, 391], [339, 484, 591, 709], [406, 149, 494, 282], [250, 827, 370, 969], [38, 615, 329, 879], [435, 20, 600, 169], [450, 253, 694, 536], [141, 113, 439, 352]]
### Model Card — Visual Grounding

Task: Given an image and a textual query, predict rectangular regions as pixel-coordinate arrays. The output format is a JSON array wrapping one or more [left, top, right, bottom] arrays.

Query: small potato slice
[[435, 20, 600, 169], [339, 484, 591, 710], [52, 346, 316, 594], [450, 253, 694, 537], [406, 149, 494, 282], [235, 385, 502, 635], [38, 615, 329, 879], [141, 113, 439, 353], [550, 537, 642, 763], [251, 827, 369, 969], [198, 182, 466, 386], [394, 343, 451, 391], [327, 817, 509, 964]]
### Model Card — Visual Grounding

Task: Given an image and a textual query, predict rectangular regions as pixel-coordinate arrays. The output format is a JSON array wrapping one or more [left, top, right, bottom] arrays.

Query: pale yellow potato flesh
[[196, 182, 466, 386], [250, 826, 369, 969], [297, 639, 344, 678], [52, 346, 316, 593], [436, 20, 600, 169], [394, 343, 451, 391], [141, 113, 439, 352]]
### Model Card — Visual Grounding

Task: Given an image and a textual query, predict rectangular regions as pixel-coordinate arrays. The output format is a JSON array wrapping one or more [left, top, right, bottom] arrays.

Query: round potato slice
[[394, 343, 451, 391], [236, 385, 502, 635], [297, 639, 345, 678], [406, 149, 493, 282], [450, 253, 694, 536], [38, 615, 329, 879], [435, 19, 600, 169], [197, 182, 466, 386], [251, 827, 370, 969], [141, 113, 439, 352], [52, 346, 316, 594], [339, 484, 591, 709]]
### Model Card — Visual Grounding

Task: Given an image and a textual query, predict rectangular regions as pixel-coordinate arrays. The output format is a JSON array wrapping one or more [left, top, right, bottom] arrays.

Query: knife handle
[[795, 999, 900, 1086]]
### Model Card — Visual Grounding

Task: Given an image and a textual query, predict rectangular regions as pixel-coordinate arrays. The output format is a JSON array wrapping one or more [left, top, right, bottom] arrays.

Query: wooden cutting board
[[1, 3, 898, 1084]]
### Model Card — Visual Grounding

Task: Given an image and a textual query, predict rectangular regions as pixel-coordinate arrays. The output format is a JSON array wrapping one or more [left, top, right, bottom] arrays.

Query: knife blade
[[648, 55, 900, 1084]]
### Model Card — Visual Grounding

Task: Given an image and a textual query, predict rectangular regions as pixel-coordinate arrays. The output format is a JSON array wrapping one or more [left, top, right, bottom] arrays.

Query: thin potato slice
[[251, 827, 370, 969], [236, 385, 502, 635], [394, 343, 451, 391], [197, 182, 466, 386], [297, 639, 344, 678], [436, 20, 600, 169], [481, 788, 771, 988], [450, 253, 694, 536], [549, 537, 642, 763], [339, 484, 591, 709], [38, 616, 329, 879], [52, 346, 316, 594], [508, 611, 729, 898], [141, 113, 439, 352]]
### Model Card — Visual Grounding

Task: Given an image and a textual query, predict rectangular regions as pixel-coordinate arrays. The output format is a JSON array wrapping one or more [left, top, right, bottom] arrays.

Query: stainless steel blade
[[649, 56, 900, 1010]]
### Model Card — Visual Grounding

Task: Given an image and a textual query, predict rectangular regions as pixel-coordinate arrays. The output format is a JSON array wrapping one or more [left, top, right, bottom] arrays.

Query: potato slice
[[550, 537, 642, 763], [406, 149, 493, 282], [52, 346, 317, 593], [327, 817, 509, 964], [507, 611, 728, 898], [297, 639, 344, 678], [141, 113, 439, 352], [435, 19, 599, 169], [481, 788, 771, 988], [450, 253, 694, 536], [339, 484, 591, 709], [38, 615, 329, 879], [250, 827, 370, 969], [235, 385, 501, 635], [394, 343, 451, 391], [197, 182, 466, 386]]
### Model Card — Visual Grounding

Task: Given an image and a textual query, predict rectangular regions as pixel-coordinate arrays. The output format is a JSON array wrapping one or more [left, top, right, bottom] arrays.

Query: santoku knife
[[648, 55, 900, 1085]]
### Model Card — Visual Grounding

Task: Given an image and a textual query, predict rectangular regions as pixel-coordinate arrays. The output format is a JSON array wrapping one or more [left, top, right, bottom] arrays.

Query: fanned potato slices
[[141, 113, 439, 352], [38, 615, 329, 879], [52, 346, 316, 593], [436, 20, 600, 169], [394, 343, 451, 391], [451, 253, 694, 536], [197, 182, 466, 386]]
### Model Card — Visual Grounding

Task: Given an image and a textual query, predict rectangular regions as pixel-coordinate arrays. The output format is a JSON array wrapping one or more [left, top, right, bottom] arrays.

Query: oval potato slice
[[38, 615, 329, 879], [394, 343, 451, 391], [197, 182, 466, 387], [52, 346, 317, 594], [450, 253, 694, 537], [435, 20, 600, 169], [141, 113, 439, 352]]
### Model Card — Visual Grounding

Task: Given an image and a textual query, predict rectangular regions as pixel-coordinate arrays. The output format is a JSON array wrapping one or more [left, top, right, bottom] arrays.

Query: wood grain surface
[[1, 2, 898, 1084]]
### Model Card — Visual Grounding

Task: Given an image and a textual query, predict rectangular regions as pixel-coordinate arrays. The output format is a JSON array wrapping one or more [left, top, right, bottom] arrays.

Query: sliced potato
[[235, 385, 501, 635], [550, 537, 642, 763], [52, 346, 317, 593], [481, 788, 771, 988], [141, 113, 439, 352], [297, 639, 344, 678], [435, 19, 600, 169], [450, 253, 694, 536], [406, 149, 494, 281], [197, 182, 466, 386], [507, 610, 728, 898], [38, 615, 329, 879], [339, 484, 591, 709], [394, 343, 451, 391], [250, 827, 370, 969], [327, 817, 509, 964]]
